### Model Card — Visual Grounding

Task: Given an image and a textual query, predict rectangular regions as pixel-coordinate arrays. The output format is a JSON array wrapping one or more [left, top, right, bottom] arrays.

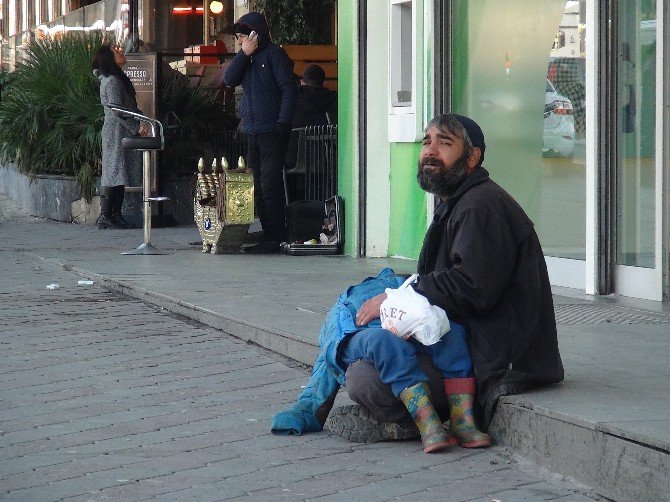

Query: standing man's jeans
[[246, 131, 289, 243]]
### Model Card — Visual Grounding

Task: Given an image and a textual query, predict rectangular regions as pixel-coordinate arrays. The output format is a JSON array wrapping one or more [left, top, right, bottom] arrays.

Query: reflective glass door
[[450, 0, 588, 288], [613, 0, 660, 299]]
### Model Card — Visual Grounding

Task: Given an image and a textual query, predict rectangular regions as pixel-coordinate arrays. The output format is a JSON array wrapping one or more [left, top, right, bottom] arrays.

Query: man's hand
[[241, 32, 259, 56], [355, 293, 387, 326], [138, 123, 150, 136]]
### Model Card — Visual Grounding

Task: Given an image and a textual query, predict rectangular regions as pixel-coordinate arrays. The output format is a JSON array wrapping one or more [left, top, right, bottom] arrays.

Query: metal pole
[[143, 150, 152, 245], [129, 0, 139, 50], [122, 148, 167, 255], [203, 0, 210, 45]]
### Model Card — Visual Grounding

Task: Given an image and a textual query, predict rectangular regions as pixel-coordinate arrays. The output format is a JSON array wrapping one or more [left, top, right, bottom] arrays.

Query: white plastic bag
[[380, 274, 450, 345]]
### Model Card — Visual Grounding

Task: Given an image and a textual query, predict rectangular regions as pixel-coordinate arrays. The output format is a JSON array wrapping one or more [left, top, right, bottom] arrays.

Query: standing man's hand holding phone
[[241, 30, 259, 56]]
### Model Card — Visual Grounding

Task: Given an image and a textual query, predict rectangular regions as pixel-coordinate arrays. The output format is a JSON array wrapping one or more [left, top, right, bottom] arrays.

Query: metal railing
[[212, 130, 248, 169], [208, 125, 338, 204], [287, 124, 338, 202]]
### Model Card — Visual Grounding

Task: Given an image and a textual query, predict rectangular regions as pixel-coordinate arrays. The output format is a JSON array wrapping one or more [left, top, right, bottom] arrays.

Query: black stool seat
[[122, 136, 163, 151]]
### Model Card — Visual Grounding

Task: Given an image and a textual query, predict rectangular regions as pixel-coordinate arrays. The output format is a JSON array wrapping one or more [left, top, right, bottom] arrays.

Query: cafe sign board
[[123, 53, 158, 191], [124, 53, 157, 119]]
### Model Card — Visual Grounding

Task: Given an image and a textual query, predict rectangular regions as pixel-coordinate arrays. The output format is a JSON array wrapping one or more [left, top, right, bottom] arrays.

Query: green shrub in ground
[[0, 33, 234, 198], [0, 34, 103, 200]]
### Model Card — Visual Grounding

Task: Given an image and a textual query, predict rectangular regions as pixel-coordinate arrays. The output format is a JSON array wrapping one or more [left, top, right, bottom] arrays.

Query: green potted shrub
[[160, 69, 235, 178], [159, 69, 236, 224], [0, 33, 103, 201]]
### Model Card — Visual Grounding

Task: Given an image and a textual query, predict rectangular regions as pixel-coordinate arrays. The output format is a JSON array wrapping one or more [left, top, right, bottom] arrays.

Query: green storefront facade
[[338, 0, 429, 260], [337, 0, 669, 302]]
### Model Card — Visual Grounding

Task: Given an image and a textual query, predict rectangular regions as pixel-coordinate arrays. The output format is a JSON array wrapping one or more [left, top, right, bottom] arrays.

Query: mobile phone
[[250, 30, 257, 38]]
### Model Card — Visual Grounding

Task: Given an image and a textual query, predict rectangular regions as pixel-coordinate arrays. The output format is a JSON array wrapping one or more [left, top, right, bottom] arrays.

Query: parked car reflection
[[543, 79, 575, 157]]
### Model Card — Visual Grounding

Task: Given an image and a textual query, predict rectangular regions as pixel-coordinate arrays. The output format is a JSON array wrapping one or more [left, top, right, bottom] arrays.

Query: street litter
[[46, 283, 60, 290], [77, 280, 95, 285]]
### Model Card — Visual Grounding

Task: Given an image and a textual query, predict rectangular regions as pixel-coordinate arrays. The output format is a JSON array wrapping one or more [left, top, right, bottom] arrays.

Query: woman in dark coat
[[92, 45, 148, 229]]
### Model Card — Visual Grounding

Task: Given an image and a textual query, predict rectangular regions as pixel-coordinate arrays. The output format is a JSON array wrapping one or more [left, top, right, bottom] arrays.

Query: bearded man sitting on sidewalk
[[271, 113, 564, 450]]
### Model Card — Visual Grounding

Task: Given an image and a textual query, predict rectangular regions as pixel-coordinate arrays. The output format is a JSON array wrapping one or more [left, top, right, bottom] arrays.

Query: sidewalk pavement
[[1, 241, 605, 502], [1, 203, 668, 501]]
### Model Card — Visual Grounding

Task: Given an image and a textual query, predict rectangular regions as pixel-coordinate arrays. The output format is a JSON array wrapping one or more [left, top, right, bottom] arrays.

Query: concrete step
[[491, 393, 669, 501]]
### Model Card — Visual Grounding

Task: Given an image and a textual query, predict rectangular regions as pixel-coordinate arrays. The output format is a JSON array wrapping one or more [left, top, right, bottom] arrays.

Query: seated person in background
[[293, 64, 337, 128], [285, 65, 338, 201]]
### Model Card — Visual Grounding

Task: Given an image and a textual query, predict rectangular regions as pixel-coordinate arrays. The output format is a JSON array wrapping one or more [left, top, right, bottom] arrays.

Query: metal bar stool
[[108, 104, 169, 255]]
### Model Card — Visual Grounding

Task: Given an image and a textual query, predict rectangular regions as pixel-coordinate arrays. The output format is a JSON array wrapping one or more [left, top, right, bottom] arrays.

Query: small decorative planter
[[193, 160, 254, 253]]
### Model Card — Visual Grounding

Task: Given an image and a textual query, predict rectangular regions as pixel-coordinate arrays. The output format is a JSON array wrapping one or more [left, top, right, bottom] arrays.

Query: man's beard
[[416, 152, 469, 198]]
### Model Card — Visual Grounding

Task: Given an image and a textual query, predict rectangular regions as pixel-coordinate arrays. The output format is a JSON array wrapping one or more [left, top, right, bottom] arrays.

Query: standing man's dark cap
[[233, 22, 253, 35]]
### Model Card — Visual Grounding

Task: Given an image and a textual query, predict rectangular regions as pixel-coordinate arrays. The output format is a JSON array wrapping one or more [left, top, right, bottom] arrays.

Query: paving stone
[[485, 480, 579, 501], [552, 493, 609, 502]]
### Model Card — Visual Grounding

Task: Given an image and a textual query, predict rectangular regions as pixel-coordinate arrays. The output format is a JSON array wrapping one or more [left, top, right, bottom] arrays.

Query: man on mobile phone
[[224, 12, 297, 254]]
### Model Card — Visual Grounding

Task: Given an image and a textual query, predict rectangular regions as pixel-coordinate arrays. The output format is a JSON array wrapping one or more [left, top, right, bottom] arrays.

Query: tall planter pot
[[161, 176, 196, 226]]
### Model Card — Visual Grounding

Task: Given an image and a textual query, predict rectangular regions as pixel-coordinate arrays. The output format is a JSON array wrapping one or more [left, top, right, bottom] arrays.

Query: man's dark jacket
[[413, 166, 564, 427], [293, 85, 338, 126], [285, 85, 338, 169], [224, 12, 297, 134]]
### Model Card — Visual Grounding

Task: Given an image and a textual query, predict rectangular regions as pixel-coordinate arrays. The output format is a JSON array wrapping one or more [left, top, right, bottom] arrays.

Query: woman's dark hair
[[92, 44, 135, 97]]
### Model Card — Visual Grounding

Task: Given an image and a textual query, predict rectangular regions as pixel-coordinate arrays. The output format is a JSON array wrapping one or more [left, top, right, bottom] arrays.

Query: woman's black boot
[[97, 186, 122, 229], [110, 185, 133, 229]]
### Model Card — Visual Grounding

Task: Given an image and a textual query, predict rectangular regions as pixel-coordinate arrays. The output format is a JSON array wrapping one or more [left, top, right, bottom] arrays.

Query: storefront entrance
[[437, 0, 668, 301], [609, 0, 664, 299]]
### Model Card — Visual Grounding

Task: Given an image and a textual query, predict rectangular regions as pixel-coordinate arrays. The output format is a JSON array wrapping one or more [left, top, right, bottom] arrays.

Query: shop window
[[21, 0, 28, 32], [388, 0, 424, 142], [8, 0, 16, 35], [552, 30, 565, 50], [48, 0, 55, 20], [36, 0, 46, 24], [390, 0, 412, 107]]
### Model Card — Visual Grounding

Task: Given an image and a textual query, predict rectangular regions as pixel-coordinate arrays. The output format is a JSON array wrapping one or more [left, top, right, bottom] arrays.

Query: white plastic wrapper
[[380, 274, 450, 345]]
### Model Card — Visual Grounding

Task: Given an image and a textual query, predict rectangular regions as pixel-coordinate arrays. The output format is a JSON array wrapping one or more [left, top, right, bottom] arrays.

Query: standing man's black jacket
[[223, 12, 297, 134], [413, 166, 564, 426]]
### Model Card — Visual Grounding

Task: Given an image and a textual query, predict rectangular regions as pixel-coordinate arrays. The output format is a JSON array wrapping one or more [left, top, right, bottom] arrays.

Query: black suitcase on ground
[[281, 196, 343, 256]]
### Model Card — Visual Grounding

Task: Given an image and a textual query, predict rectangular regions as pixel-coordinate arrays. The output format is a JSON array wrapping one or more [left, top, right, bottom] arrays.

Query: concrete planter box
[[0, 163, 196, 225], [0, 162, 98, 223]]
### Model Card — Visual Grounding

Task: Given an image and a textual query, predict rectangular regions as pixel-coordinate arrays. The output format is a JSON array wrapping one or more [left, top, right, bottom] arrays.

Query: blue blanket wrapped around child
[[271, 268, 405, 435]]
